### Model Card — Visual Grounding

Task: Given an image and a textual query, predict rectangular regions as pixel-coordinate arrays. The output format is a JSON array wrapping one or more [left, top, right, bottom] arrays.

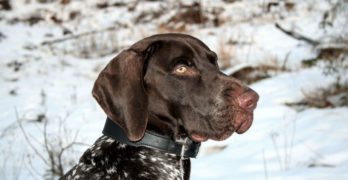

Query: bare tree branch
[[275, 23, 320, 46], [41, 26, 119, 46], [16, 108, 50, 166]]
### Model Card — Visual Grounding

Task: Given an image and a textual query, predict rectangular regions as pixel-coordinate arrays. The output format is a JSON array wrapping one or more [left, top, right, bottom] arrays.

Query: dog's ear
[[92, 49, 149, 141]]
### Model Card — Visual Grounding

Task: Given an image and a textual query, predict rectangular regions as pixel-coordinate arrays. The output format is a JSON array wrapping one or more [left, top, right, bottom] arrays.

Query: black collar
[[102, 117, 201, 158]]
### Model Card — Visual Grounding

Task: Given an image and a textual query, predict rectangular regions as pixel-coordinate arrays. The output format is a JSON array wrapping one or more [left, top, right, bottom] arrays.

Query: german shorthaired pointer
[[61, 34, 259, 180]]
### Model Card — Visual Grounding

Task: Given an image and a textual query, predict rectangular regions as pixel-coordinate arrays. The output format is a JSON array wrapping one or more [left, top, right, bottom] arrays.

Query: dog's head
[[92, 33, 259, 142]]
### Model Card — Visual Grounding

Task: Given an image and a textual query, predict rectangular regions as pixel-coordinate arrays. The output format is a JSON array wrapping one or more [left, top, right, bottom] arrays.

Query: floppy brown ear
[[92, 50, 148, 141]]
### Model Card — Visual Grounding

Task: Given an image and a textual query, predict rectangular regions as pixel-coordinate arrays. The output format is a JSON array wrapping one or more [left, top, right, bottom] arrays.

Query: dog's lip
[[235, 112, 253, 134], [190, 111, 255, 142], [191, 134, 208, 142], [190, 129, 234, 142]]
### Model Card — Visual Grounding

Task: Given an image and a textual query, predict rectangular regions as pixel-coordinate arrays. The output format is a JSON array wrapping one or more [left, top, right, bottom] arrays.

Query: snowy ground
[[0, 0, 347, 179]]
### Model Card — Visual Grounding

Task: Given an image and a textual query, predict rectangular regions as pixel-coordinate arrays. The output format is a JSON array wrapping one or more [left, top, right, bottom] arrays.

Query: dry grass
[[44, 29, 121, 59], [229, 55, 290, 84], [217, 40, 235, 70], [16, 110, 89, 179], [157, 22, 187, 34], [285, 84, 348, 111]]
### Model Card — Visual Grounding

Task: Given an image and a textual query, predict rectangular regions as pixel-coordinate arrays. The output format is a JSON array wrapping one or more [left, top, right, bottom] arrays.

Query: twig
[[287, 117, 297, 170], [262, 150, 268, 180], [24, 157, 41, 180], [283, 131, 288, 170], [58, 141, 89, 174], [13, 156, 24, 180], [282, 51, 291, 71], [41, 26, 119, 46], [15, 108, 50, 166], [0, 121, 17, 138], [275, 23, 319, 46], [43, 116, 60, 176], [270, 132, 283, 170]]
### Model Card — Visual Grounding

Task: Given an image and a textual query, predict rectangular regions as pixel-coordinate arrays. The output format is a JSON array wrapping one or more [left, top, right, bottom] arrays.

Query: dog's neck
[[147, 112, 190, 140]]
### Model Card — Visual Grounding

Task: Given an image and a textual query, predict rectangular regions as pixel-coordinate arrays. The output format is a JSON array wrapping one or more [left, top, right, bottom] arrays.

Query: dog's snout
[[237, 90, 259, 111]]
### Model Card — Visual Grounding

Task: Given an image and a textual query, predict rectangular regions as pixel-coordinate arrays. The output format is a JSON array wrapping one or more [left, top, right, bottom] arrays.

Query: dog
[[61, 33, 259, 180]]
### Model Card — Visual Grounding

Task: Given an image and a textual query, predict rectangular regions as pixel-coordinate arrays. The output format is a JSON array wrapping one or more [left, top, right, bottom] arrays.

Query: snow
[[0, 0, 347, 179]]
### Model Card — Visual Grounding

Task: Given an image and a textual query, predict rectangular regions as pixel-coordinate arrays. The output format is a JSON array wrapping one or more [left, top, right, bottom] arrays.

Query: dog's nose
[[237, 90, 259, 111]]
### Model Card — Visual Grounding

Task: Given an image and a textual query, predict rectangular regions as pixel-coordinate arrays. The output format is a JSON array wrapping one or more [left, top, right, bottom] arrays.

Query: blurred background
[[0, 0, 347, 179]]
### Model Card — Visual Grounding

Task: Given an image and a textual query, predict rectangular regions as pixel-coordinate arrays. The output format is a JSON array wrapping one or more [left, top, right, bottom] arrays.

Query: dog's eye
[[171, 57, 197, 76], [174, 65, 188, 74]]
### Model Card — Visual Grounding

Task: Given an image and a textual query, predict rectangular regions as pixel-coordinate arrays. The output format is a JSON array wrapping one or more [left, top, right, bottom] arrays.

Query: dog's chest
[[66, 136, 188, 180]]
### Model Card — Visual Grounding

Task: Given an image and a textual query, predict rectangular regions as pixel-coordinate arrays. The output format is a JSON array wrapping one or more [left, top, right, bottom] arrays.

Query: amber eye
[[175, 66, 188, 74]]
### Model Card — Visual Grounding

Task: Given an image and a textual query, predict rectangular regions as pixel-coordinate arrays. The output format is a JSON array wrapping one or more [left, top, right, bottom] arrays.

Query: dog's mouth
[[189, 90, 259, 143], [190, 113, 254, 142], [190, 106, 257, 143]]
